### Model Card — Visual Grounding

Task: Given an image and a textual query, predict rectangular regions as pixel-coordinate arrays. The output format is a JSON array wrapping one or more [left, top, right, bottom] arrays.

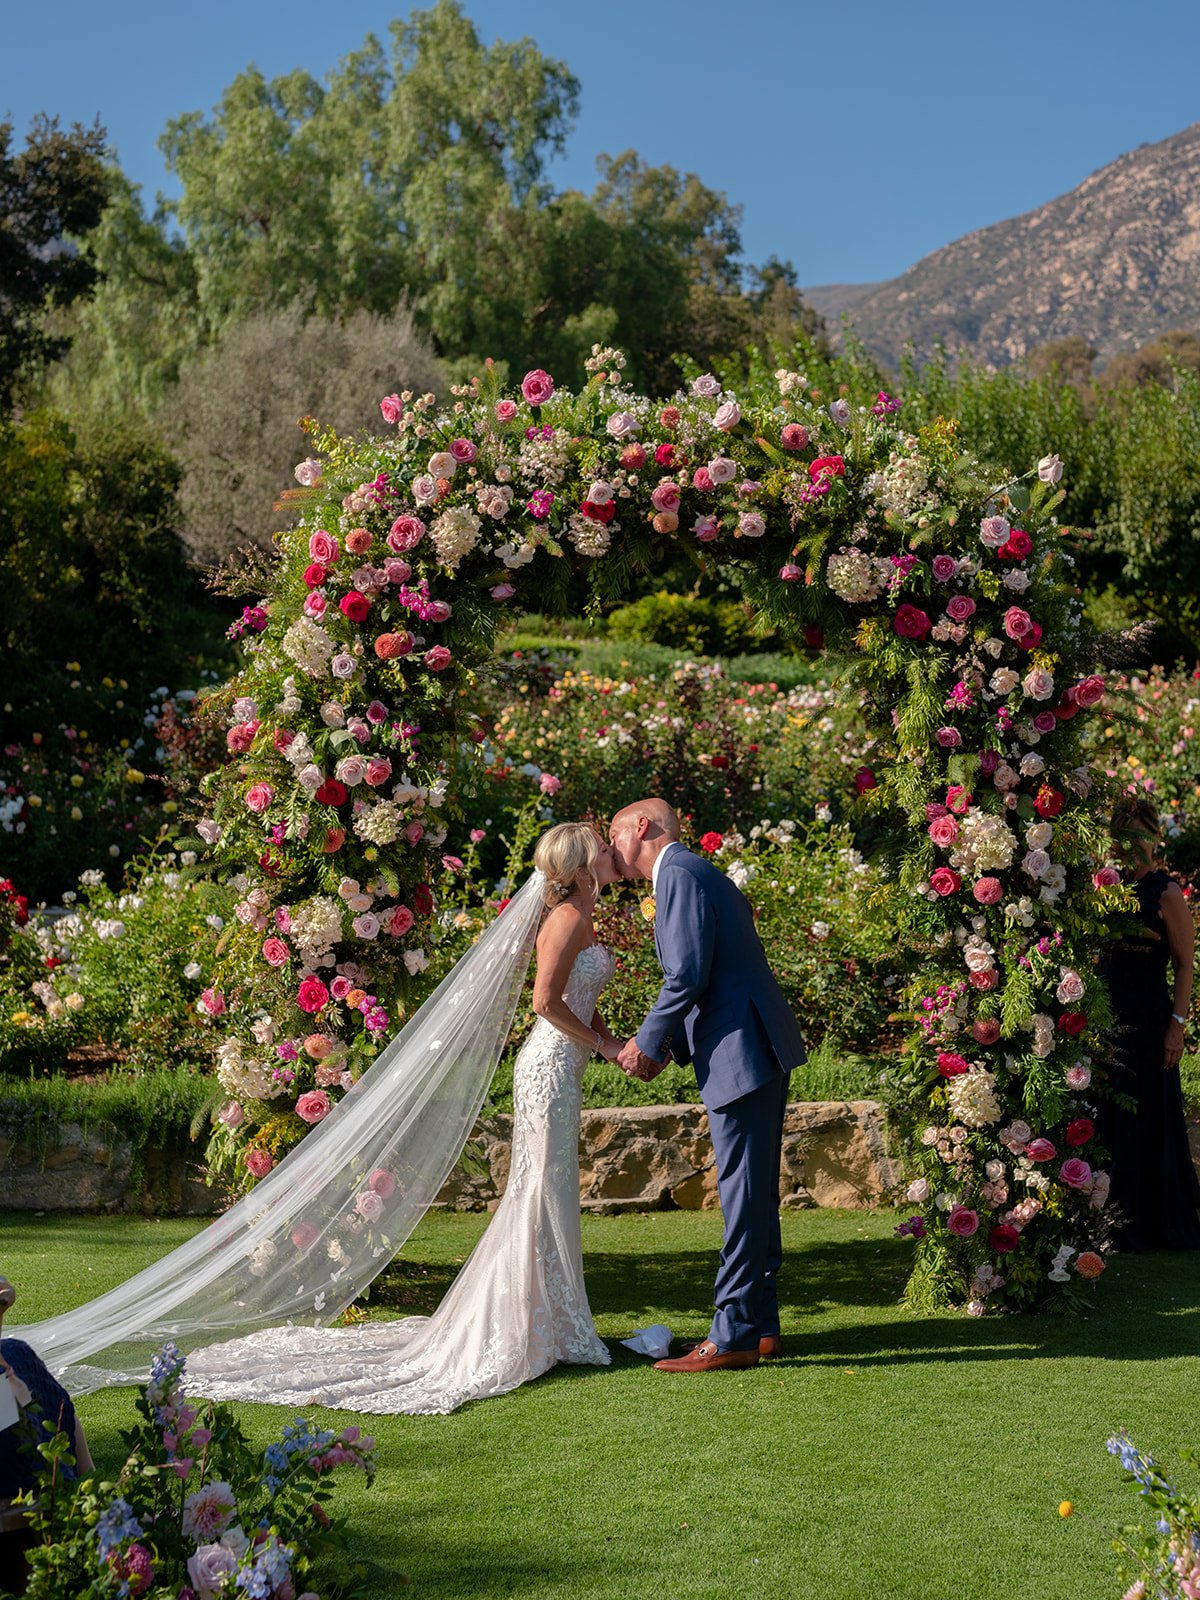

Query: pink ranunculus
[[364, 758, 392, 787], [946, 1205, 980, 1238], [936, 726, 963, 748], [296, 1090, 332, 1125], [369, 1167, 397, 1197], [495, 398, 518, 422], [387, 515, 426, 553], [931, 555, 959, 581], [973, 877, 1003, 904], [972, 1018, 1002, 1045], [379, 394, 402, 424], [692, 466, 714, 491], [1075, 674, 1105, 707], [1003, 606, 1034, 641], [424, 645, 453, 671], [929, 867, 961, 896], [297, 976, 330, 1014], [198, 988, 226, 1017], [780, 423, 809, 451], [1026, 1138, 1056, 1162], [1059, 1157, 1092, 1189], [245, 1149, 274, 1179], [261, 937, 290, 967], [449, 437, 477, 463], [893, 604, 932, 640], [539, 772, 562, 795], [309, 529, 339, 565], [355, 1188, 385, 1223], [713, 400, 741, 431], [521, 369, 555, 406], [244, 783, 274, 814], [946, 595, 976, 623], [928, 815, 959, 848]]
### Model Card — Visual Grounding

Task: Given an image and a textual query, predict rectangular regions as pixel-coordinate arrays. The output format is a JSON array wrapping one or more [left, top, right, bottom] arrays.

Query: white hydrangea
[[215, 1036, 286, 1101], [353, 802, 403, 846], [288, 896, 344, 961], [870, 451, 930, 518], [826, 546, 890, 603], [281, 617, 335, 678], [429, 505, 482, 570], [947, 1069, 1002, 1129], [568, 513, 611, 558], [950, 811, 1017, 874]]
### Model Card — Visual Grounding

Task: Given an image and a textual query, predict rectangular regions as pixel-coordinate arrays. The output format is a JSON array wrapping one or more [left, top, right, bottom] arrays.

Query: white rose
[[1022, 848, 1051, 879], [707, 456, 737, 484], [605, 411, 639, 439], [404, 948, 429, 975], [352, 912, 380, 939], [1038, 454, 1064, 484], [906, 1177, 930, 1203], [427, 452, 457, 478], [692, 374, 721, 397], [828, 398, 851, 427], [990, 668, 1020, 696], [713, 401, 741, 431], [330, 653, 357, 680], [320, 701, 346, 728], [1019, 753, 1046, 779], [1025, 821, 1053, 849], [587, 480, 614, 505], [335, 755, 367, 786], [1056, 969, 1085, 1003], [412, 473, 439, 504], [1002, 569, 1031, 591], [1023, 668, 1055, 701], [497, 540, 536, 568], [188, 1543, 240, 1597], [297, 764, 324, 791]]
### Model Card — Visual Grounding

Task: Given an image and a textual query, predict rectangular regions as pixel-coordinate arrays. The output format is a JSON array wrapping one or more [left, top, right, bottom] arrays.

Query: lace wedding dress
[[184, 944, 615, 1414]]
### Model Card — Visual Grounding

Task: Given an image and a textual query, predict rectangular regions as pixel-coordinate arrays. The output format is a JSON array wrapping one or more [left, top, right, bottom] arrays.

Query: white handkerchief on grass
[[620, 1324, 673, 1360]]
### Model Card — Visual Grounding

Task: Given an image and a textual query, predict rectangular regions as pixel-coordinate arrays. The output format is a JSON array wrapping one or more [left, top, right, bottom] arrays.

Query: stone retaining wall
[[0, 1124, 219, 1215]]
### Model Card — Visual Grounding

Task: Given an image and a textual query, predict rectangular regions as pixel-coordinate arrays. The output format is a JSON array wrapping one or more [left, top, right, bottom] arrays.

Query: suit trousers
[[706, 1065, 791, 1351]]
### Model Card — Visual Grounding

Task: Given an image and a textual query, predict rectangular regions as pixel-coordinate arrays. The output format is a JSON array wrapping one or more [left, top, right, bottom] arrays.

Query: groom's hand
[[617, 1037, 667, 1081]]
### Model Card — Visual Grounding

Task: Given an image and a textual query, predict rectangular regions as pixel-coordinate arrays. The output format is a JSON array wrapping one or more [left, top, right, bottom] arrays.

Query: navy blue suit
[[635, 847, 805, 1351]]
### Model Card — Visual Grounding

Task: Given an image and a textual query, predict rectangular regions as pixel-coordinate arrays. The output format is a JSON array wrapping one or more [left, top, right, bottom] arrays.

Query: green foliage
[[0, 114, 111, 408], [606, 589, 772, 656]]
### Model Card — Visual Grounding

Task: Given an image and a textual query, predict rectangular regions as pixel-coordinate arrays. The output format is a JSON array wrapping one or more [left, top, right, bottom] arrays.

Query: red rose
[[936, 1052, 969, 1078], [315, 779, 348, 808], [894, 604, 932, 641], [989, 1223, 1019, 1254], [580, 499, 617, 524], [1053, 697, 1081, 721], [1034, 785, 1064, 818], [339, 592, 370, 622], [303, 563, 328, 589], [654, 443, 678, 467], [1058, 1011, 1088, 1036], [1075, 675, 1105, 708], [854, 766, 877, 795], [972, 1018, 1002, 1045], [297, 976, 330, 1014], [803, 625, 825, 650], [998, 528, 1032, 560], [808, 455, 845, 483], [1016, 621, 1043, 651], [413, 884, 433, 916], [700, 831, 724, 854], [929, 867, 962, 896], [1065, 1117, 1094, 1147], [711, 754, 729, 770]]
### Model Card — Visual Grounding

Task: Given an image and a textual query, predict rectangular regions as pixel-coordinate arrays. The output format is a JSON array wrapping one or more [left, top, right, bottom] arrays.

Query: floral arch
[[196, 347, 1120, 1314]]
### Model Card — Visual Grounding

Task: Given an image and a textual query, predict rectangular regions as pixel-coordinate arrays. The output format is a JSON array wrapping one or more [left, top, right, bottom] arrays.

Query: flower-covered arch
[[197, 346, 1122, 1313]]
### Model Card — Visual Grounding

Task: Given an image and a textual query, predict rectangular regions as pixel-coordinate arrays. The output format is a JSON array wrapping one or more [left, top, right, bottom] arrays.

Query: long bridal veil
[[13, 872, 547, 1394]]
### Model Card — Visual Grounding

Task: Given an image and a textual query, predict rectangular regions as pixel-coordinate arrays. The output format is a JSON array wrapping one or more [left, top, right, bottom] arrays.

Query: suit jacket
[[635, 848, 805, 1111]]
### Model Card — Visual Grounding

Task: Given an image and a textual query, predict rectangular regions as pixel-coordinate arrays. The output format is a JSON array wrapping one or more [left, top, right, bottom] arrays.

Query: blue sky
[[4, 0, 1198, 286]]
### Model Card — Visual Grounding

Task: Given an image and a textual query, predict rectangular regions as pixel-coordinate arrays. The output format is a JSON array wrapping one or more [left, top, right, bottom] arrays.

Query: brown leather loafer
[[680, 1335, 783, 1360], [654, 1341, 759, 1373]]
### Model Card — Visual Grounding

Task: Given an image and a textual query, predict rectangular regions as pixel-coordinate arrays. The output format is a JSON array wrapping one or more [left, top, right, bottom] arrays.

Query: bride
[[13, 823, 629, 1415]]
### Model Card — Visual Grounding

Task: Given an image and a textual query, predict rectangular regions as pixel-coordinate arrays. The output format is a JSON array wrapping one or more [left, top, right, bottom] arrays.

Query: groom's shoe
[[653, 1341, 759, 1373], [680, 1335, 783, 1360]]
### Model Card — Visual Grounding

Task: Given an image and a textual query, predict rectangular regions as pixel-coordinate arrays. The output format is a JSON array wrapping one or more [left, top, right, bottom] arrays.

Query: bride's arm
[[532, 907, 622, 1060], [589, 1007, 627, 1062]]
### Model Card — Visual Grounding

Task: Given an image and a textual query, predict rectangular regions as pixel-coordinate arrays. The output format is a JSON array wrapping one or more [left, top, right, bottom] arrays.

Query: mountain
[[808, 123, 1200, 371]]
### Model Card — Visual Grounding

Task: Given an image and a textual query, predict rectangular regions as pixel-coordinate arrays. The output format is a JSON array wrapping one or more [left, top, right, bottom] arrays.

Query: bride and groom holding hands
[[16, 798, 805, 1416]]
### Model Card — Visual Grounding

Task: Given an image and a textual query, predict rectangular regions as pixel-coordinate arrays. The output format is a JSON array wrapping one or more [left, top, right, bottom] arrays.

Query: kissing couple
[[16, 800, 805, 1415]]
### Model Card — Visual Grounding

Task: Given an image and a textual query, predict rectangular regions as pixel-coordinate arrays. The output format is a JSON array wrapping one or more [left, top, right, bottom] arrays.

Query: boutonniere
[[640, 895, 656, 923]]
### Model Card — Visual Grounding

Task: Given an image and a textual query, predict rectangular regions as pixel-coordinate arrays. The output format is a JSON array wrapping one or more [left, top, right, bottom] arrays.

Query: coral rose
[[295, 1090, 332, 1125], [946, 1205, 979, 1238], [1074, 1251, 1105, 1279], [261, 937, 290, 968], [374, 631, 414, 660]]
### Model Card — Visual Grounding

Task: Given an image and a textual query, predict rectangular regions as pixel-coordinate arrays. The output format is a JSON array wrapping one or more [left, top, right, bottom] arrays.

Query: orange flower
[[1075, 1251, 1105, 1280], [640, 896, 656, 923], [344, 988, 366, 1009]]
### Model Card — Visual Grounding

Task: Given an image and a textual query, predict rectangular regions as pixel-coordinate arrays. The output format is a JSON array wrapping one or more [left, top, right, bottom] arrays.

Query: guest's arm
[[1159, 881, 1194, 1071]]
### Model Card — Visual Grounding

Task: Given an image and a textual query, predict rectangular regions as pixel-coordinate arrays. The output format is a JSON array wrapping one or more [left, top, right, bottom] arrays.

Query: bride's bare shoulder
[[536, 900, 590, 955]]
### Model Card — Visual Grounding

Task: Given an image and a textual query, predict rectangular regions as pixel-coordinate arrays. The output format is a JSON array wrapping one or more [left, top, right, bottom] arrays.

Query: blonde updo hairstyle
[[534, 822, 601, 908], [1111, 796, 1162, 841]]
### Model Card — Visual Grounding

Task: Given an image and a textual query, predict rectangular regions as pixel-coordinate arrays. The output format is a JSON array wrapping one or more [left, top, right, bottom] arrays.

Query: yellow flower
[[70, 774, 83, 787], [1057, 1501, 1073, 1519], [27, 795, 42, 808], [163, 801, 178, 814], [640, 895, 656, 922], [65, 661, 81, 673], [70, 806, 83, 821], [125, 768, 145, 785]]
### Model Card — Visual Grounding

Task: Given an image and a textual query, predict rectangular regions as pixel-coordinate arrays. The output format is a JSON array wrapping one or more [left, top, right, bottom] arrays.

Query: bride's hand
[[599, 1036, 627, 1063]]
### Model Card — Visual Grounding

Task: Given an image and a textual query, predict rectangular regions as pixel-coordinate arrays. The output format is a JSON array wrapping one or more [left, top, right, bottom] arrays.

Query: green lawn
[[3, 1208, 1198, 1599]]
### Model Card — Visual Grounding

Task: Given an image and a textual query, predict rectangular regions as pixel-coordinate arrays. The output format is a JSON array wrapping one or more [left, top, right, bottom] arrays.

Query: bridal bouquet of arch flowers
[[191, 346, 1121, 1310], [14, 1343, 377, 1600]]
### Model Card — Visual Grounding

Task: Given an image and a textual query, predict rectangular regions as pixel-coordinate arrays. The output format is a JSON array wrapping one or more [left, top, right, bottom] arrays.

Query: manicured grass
[[3, 1209, 1198, 1599]]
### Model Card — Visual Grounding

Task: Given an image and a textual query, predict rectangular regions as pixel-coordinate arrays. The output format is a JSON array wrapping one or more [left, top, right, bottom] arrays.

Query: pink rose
[[936, 726, 962, 748], [218, 1100, 244, 1128], [539, 772, 562, 795], [380, 394, 402, 424], [946, 1205, 980, 1238], [779, 563, 803, 582], [291, 1221, 321, 1249], [355, 1188, 385, 1223], [1059, 1157, 1092, 1189], [495, 398, 518, 422], [973, 877, 1003, 904], [693, 515, 719, 541], [199, 988, 226, 1017], [738, 512, 766, 539], [1032, 711, 1057, 733], [296, 1090, 332, 1125], [294, 457, 322, 487], [969, 969, 999, 991], [707, 456, 737, 485], [309, 530, 339, 565], [692, 467, 714, 491], [364, 758, 392, 787], [945, 786, 972, 814], [979, 515, 1010, 549], [385, 905, 415, 936], [972, 1018, 1002, 1044], [713, 400, 741, 430], [946, 595, 976, 622], [449, 437, 477, 463], [261, 937, 290, 968], [931, 555, 958, 581], [893, 604, 932, 640], [369, 1167, 397, 1197], [780, 423, 809, 450], [651, 481, 681, 513], [1003, 606, 1034, 641], [929, 867, 961, 896], [491, 582, 516, 600], [303, 592, 327, 617], [1026, 1138, 1056, 1162], [1092, 866, 1120, 889], [1075, 675, 1105, 707], [521, 369, 555, 406], [244, 783, 274, 814], [928, 815, 959, 848], [297, 976, 330, 1014], [387, 515, 426, 553], [245, 1149, 274, 1179], [424, 645, 452, 671]]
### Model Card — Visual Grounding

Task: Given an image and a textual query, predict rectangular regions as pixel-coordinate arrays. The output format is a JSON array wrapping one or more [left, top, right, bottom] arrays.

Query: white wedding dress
[[183, 944, 615, 1414]]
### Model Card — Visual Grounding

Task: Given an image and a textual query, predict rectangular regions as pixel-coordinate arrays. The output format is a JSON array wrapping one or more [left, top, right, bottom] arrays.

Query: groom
[[608, 799, 805, 1372]]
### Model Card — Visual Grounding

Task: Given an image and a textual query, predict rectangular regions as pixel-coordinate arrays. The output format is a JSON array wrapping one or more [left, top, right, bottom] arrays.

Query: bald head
[[608, 797, 681, 881]]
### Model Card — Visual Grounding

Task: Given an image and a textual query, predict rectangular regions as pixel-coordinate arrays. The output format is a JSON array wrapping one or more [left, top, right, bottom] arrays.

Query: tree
[[160, 303, 443, 563], [0, 115, 111, 408], [1098, 329, 1200, 390]]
